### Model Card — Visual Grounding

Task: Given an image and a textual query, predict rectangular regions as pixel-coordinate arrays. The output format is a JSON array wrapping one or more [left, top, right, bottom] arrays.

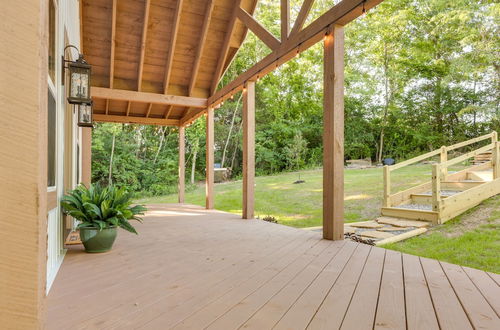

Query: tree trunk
[[190, 145, 198, 185], [108, 131, 116, 185], [230, 120, 244, 171], [221, 94, 243, 167], [153, 127, 165, 164], [377, 44, 390, 164]]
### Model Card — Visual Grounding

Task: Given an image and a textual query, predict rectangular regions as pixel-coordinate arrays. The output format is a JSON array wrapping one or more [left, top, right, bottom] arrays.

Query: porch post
[[81, 127, 92, 186], [206, 108, 214, 209], [242, 81, 256, 219], [323, 25, 344, 241], [178, 126, 185, 203], [0, 0, 48, 326]]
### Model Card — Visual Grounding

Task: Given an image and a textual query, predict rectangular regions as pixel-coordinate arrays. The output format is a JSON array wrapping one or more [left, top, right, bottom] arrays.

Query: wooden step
[[410, 194, 448, 205], [381, 207, 438, 223], [376, 216, 430, 228], [466, 171, 493, 182], [441, 181, 484, 190]]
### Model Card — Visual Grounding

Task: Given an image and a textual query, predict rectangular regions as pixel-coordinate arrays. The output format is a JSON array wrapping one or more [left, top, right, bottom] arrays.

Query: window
[[48, 0, 56, 83], [48, 91, 57, 187]]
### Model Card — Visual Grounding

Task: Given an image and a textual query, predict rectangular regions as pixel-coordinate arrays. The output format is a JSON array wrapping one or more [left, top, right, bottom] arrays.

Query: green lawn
[[383, 194, 500, 273], [137, 165, 460, 228], [137, 164, 500, 273]]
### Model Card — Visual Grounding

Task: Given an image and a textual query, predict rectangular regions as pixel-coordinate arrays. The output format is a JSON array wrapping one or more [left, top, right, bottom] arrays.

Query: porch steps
[[382, 132, 500, 225]]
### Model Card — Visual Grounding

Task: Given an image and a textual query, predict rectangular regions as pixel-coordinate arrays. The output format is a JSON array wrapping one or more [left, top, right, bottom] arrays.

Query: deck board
[[46, 204, 500, 330]]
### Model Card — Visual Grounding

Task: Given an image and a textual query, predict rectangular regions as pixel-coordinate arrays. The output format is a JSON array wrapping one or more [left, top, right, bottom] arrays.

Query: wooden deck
[[46, 204, 500, 329]]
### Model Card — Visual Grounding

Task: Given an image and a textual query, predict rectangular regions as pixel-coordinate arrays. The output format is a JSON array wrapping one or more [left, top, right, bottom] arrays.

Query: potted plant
[[61, 184, 147, 253]]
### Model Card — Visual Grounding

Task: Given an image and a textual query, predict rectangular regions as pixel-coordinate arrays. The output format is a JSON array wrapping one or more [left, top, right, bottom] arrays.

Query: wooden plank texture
[[242, 81, 255, 219]]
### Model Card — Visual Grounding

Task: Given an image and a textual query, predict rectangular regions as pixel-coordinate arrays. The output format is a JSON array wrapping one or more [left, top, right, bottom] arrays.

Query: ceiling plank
[[94, 114, 179, 126], [109, 0, 117, 88], [289, 0, 315, 37], [281, 0, 290, 41], [163, 0, 184, 94], [236, 7, 280, 51], [92, 87, 207, 108], [188, 0, 215, 96], [209, 0, 383, 108], [210, 0, 242, 94], [137, 0, 151, 92]]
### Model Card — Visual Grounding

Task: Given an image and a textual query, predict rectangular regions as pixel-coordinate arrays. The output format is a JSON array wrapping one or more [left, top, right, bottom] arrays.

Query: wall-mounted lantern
[[67, 54, 91, 104], [77, 102, 93, 127]]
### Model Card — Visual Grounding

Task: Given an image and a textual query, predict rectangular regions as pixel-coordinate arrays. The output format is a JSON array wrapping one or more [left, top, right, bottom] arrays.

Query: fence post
[[493, 141, 500, 180], [440, 146, 448, 179], [383, 165, 391, 207], [491, 131, 497, 143], [432, 164, 441, 215]]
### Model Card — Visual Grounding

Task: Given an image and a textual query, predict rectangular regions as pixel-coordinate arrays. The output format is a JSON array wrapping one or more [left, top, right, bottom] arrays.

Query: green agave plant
[[61, 184, 147, 234]]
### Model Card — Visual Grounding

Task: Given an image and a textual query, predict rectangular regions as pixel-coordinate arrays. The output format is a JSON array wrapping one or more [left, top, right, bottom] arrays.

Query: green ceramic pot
[[79, 226, 117, 253]]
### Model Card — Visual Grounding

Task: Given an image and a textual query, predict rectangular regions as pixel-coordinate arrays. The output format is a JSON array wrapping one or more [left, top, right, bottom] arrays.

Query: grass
[[383, 194, 500, 273], [136, 164, 462, 228]]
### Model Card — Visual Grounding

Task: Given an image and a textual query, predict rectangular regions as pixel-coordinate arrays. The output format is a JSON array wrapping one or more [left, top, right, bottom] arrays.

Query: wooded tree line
[[92, 0, 499, 195]]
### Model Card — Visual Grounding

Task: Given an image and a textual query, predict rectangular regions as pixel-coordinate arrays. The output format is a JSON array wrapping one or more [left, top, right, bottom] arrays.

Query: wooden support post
[[0, 0, 48, 326], [383, 166, 391, 207], [205, 108, 214, 209], [493, 141, 500, 180], [178, 126, 185, 203], [322, 25, 344, 241], [81, 127, 92, 186], [431, 164, 441, 215], [440, 146, 447, 179], [242, 81, 256, 219]]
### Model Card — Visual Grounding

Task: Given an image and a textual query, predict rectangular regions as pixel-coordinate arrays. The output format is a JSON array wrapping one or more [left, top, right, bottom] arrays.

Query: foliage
[[61, 184, 147, 234], [91, 0, 499, 196]]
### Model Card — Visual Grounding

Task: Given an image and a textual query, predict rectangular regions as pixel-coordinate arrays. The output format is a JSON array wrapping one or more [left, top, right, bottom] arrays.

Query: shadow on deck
[[47, 204, 500, 329]]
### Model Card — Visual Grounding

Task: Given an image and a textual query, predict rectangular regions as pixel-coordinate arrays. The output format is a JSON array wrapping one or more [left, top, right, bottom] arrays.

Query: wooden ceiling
[[82, 0, 258, 126]]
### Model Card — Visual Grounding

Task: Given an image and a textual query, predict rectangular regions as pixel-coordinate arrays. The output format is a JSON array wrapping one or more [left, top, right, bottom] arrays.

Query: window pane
[[48, 91, 56, 187], [48, 0, 56, 83]]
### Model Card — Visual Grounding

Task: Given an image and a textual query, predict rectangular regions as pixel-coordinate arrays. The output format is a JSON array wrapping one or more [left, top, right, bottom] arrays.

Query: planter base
[[79, 227, 117, 253]]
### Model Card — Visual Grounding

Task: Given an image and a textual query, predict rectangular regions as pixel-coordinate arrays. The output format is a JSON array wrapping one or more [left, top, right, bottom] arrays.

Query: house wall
[[0, 0, 82, 327]]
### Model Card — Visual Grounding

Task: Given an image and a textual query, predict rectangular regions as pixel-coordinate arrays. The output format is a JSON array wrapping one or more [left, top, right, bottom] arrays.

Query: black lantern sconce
[[63, 45, 93, 127], [77, 102, 93, 127]]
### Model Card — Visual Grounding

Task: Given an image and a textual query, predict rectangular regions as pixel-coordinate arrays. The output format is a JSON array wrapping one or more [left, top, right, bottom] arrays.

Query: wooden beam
[[91, 87, 207, 108], [188, 0, 214, 96], [163, 105, 173, 119], [210, 0, 242, 93], [209, 0, 382, 108], [93, 114, 179, 126], [323, 25, 344, 241], [178, 126, 185, 203], [236, 7, 280, 51], [81, 128, 92, 186], [290, 0, 315, 36], [126, 101, 131, 116], [242, 81, 255, 219], [145, 103, 153, 117], [163, 0, 183, 94], [281, 0, 290, 41], [138, 0, 151, 91], [206, 108, 215, 209], [180, 108, 206, 127]]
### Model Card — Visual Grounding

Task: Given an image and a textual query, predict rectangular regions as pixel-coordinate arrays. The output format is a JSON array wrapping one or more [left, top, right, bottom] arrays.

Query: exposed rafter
[[94, 114, 179, 126], [236, 7, 280, 51], [210, 0, 242, 94], [92, 87, 207, 108], [290, 0, 315, 37], [163, 0, 183, 94], [209, 0, 382, 108], [163, 105, 173, 119], [106, 0, 117, 115], [138, 0, 151, 92], [281, 0, 290, 41], [145, 103, 153, 117], [188, 0, 214, 96]]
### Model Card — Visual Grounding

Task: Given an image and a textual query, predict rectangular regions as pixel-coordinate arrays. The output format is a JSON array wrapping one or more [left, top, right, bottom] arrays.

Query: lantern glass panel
[[78, 103, 93, 127]]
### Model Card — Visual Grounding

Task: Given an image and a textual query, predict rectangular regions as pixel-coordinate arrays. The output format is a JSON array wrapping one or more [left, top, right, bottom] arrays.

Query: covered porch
[[47, 204, 500, 329]]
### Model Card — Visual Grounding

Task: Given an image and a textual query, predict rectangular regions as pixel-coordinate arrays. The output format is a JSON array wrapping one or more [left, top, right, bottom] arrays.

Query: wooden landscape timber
[[381, 132, 500, 224]]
